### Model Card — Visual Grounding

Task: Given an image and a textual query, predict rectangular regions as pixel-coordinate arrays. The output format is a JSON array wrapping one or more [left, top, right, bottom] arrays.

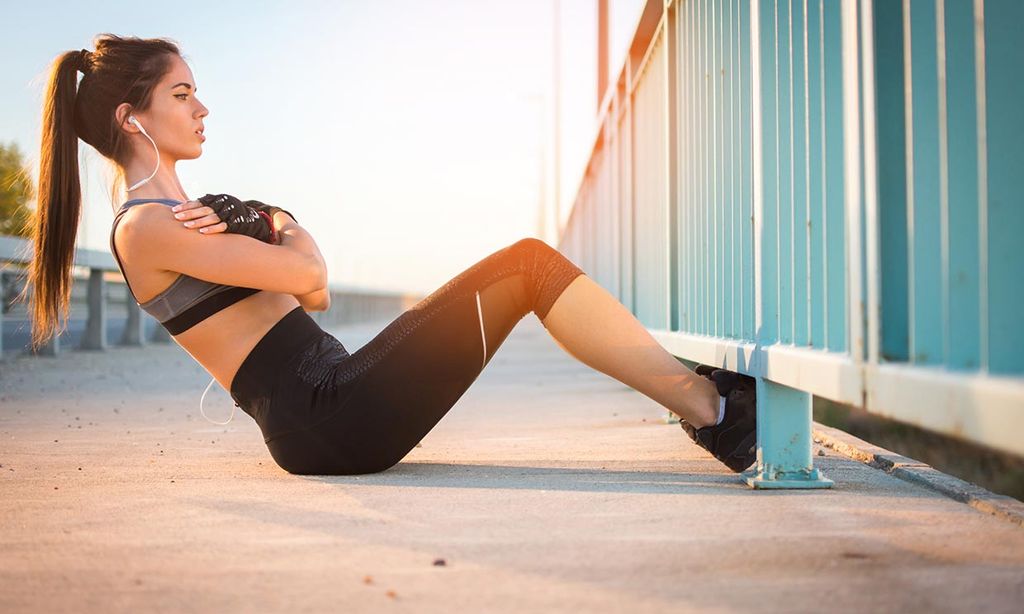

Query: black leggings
[[229, 237, 586, 475]]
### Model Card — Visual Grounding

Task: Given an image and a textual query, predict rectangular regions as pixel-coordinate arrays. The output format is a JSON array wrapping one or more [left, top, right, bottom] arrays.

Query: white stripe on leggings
[[475, 290, 487, 371]]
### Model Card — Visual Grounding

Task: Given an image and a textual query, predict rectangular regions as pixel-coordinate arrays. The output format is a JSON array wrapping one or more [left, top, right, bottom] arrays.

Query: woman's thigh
[[265, 239, 584, 475]]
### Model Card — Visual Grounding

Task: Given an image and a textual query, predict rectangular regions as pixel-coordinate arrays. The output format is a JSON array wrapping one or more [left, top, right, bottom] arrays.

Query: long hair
[[21, 34, 181, 351]]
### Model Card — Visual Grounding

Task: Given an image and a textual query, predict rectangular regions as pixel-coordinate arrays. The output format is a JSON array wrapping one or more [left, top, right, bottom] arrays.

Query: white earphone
[[126, 115, 160, 192]]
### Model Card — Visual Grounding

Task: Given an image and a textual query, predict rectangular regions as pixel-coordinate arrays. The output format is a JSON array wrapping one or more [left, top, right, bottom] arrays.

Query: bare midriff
[[117, 237, 302, 396]]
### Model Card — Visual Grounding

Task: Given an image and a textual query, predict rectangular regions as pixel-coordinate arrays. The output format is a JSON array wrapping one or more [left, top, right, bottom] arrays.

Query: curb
[[812, 422, 1024, 529]]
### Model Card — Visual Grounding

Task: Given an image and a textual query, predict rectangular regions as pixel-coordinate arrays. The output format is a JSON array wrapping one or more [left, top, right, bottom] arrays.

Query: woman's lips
[[195, 131, 205, 142]]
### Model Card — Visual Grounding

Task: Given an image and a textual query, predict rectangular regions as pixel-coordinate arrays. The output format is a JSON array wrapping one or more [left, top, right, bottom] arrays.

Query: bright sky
[[1, 0, 645, 296]]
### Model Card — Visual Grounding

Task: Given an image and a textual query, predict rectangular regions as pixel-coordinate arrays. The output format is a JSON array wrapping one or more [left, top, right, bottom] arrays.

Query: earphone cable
[[199, 376, 236, 425]]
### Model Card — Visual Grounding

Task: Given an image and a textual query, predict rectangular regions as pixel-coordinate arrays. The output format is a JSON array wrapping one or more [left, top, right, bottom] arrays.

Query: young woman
[[25, 34, 757, 475]]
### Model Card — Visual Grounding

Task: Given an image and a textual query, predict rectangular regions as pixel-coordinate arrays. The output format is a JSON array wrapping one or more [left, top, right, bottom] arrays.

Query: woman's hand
[[171, 200, 228, 235]]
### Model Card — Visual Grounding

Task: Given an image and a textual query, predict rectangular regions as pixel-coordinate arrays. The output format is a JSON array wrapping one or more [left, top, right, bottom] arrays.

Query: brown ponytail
[[20, 34, 180, 351]]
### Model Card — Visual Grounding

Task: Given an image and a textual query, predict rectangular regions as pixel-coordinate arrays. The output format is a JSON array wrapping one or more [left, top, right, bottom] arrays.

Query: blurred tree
[[0, 140, 34, 238]]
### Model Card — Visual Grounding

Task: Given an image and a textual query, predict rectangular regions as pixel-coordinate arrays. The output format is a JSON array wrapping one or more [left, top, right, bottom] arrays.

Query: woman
[[25, 34, 757, 475]]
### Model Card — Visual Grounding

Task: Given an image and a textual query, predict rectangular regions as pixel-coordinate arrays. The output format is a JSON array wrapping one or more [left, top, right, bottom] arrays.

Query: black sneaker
[[680, 366, 758, 473]]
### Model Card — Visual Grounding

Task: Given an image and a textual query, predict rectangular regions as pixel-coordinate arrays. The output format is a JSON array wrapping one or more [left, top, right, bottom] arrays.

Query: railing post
[[120, 298, 145, 346], [745, 378, 833, 488], [149, 319, 170, 344], [35, 331, 59, 356], [745, 0, 832, 489], [80, 267, 107, 351], [0, 271, 6, 358]]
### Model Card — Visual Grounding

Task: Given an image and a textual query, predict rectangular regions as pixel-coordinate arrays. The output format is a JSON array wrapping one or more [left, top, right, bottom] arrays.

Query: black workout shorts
[[229, 237, 586, 475]]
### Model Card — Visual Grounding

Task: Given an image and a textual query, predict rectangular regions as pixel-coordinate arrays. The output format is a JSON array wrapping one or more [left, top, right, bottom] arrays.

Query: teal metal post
[[744, 0, 832, 489], [745, 378, 832, 489]]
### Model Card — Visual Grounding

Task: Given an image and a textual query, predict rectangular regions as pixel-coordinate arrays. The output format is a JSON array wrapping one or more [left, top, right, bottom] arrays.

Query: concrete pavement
[[2, 315, 1023, 613]]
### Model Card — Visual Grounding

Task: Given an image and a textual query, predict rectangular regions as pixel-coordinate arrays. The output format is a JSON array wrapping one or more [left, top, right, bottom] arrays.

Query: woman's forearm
[[274, 212, 328, 289]]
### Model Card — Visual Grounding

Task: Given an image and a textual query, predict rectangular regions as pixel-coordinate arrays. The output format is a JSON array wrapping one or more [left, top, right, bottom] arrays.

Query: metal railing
[[0, 234, 420, 359], [558, 0, 1024, 488]]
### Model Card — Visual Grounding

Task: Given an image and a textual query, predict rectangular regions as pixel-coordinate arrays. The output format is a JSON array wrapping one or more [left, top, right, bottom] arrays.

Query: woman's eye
[[175, 94, 188, 100]]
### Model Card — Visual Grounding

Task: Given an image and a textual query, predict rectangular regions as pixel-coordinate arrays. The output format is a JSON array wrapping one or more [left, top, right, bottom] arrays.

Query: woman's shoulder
[[113, 202, 177, 256]]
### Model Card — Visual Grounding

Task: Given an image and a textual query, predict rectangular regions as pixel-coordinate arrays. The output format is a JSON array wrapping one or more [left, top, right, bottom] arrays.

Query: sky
[[1, 0, 645, 296]]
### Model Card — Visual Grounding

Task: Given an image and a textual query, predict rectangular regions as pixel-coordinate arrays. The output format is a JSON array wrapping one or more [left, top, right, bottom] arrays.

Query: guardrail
[[0, 233, 420, 359], [558, 0, 1024, 488]]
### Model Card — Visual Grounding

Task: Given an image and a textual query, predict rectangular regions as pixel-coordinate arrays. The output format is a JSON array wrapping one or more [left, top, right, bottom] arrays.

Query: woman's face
[[124, 54, 209, 163]]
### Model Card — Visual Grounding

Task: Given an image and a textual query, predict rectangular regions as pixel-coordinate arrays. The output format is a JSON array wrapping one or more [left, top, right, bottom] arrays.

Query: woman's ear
[[114, 103, 136, 134]]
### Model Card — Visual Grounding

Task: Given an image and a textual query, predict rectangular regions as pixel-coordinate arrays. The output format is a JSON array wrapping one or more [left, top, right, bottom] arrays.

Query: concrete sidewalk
[[2, 316, 1023, 613]]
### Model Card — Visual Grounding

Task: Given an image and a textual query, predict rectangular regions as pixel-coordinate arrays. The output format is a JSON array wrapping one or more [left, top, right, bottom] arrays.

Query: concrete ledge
[[813, 422, 1024, 528]]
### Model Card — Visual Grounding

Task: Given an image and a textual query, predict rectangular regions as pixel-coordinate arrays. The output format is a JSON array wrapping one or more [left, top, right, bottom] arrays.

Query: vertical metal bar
[[741, 0, 753, 340], [842, 0, 863, 364], [717, 0, 726, 338], [824, 1, 848, 353], [903, 0, 916, 362], [716, 0, 724, 338], [681, 0, 689, 333], [733, 0, 741, 339], [787, 0, 796, 346], [803, 0, 813, 347], [701, 0, 709, 336], [806, 0, 824, 348], [708, 0, 715, 336], [774, 0, 783, 345], [939, 0, 981, 371], [689, 0, 697, 333], [729, 0, 737, 339], [680, 0, 687, 332], [791, 0, 808, 347], [980, 0, 1024, 375], [752, 0, 765, 346], [862, 0, 880, 366], [974, 0, 988, 372], [820, 0, 830, 348], [936, 0, 950, 368], [716, 0, 724, 337], [668, 7, 679, 332]]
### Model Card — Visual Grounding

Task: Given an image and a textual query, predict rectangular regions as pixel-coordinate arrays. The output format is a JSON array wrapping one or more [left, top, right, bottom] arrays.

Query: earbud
[[128, 115, 148, 135]]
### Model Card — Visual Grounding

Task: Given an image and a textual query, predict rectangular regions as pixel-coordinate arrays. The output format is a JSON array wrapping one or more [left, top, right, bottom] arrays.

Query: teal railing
[[558, 0, 1024, 488]]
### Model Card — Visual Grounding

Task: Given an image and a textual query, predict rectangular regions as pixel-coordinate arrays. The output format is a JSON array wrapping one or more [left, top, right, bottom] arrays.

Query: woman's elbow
[[304, 259, 328, 294]]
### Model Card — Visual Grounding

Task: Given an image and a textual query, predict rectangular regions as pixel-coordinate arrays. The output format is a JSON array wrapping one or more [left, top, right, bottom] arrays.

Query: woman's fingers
[[197, 220, 228, 234], [171, 199, 201, 214], [172, 202, 226, 234], [188, 214, 226, 233], [172, 201, 205, 219]]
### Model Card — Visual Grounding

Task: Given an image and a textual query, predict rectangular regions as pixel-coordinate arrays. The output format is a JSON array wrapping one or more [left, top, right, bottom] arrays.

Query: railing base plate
[[743, 467, 834, 489]]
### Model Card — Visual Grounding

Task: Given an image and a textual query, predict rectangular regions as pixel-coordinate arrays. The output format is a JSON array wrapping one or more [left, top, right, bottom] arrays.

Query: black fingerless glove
[[197, 193, 275, 243], [242, 199, 298, 225]]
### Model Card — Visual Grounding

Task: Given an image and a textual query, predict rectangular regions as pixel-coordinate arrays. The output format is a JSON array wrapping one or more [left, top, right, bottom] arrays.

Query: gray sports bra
[[109, 198, 261, 335]]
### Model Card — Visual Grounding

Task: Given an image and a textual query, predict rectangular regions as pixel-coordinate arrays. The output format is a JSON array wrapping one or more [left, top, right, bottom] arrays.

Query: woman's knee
[[510, 236, 551, 255]]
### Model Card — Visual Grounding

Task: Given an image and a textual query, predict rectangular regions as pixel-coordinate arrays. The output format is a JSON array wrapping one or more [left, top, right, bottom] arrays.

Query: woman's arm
[[273, 211, 330, 311], [293, 285, 331, 312], [170, 200, 329, 299]]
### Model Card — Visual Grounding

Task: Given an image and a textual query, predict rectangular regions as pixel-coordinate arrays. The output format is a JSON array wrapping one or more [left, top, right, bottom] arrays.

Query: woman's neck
[[123, 160, 189, 202]]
